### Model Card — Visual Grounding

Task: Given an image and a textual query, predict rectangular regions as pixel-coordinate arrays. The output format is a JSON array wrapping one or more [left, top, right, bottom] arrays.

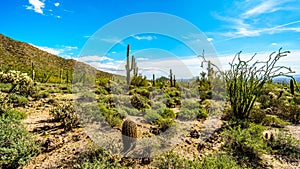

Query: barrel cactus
[[121, 119, 137, 154]]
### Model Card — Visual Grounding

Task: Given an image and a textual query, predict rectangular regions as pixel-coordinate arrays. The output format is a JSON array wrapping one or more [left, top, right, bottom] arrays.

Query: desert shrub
[[5, 109, 27, 120], [201, 99, 224, 115], [7, 93, 29, 107], [248, 107, 266, 124], [262, 116, 290, 128], [154, 116, 174, 132], [222, 123, 269, 167], [95, 86, 109, 95], [130, 75, 148, 87], [129, 87, 150, 98], [0, 83, 11, 93], [0, 115, 40, 168], [200, 49, 295, 120], [153, 151, 203, 168], [50, 102, 80, 131], [178, 108, 207, 121], [144, 109, 160, 122], [79, 146, 123, 169], [201, 153, 241, 169], [130, 94, 150, 110], [161, 108, 176, 119], [268, 131, 300, 159], [37, 91, 50, 99], [118, 105, 140, 116]]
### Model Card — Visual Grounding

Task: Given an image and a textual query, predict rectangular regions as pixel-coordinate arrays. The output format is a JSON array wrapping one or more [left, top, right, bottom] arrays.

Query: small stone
[[185, 139, 192, 145]]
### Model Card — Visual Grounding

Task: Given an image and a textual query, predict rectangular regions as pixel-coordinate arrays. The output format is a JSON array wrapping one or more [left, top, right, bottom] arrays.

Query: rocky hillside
[[0, 34, 112, 83]]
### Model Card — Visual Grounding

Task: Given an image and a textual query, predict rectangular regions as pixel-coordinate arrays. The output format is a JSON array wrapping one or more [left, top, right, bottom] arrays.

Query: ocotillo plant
[[121, 119, 137, 154], [170, 69, 173, 87], [290, 78, 295, 95], [125, 44, 138, 85]]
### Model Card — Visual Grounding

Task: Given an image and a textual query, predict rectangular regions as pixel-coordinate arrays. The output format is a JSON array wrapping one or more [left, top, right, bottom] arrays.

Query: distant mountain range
[[273, 75, 300, 83], [0, 34, 112, 83]]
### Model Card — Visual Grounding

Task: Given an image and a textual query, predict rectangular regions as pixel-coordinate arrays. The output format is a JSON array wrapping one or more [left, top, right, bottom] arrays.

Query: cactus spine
[[121, 119, 137, 154], [170, 69, 173, 87], [290, 78, 295, 95], [125, 44, 138, 85]]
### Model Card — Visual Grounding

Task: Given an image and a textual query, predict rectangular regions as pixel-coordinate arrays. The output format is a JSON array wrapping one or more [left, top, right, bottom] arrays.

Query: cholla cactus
[[0, 70, 34, 95]]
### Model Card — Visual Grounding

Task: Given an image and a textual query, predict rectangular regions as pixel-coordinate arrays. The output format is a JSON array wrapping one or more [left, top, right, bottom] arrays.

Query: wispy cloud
[[241, 0, 285, 18], [211, 0, 300, 40], [25, 0, 45, 14], [100, 37, 122, 43], [31, 44, 78, 58], [132, 35, 157, 41], [77, 56, 113, 62], [136, 57, 149, 61]]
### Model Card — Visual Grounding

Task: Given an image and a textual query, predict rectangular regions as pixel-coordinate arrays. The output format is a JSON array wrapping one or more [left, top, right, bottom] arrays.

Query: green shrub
[[268, 131, 300, 159], [130, 94, 150, 110], [222, 123, 269, 167], [248, 107, 266, 124], [8, 93, 29, 107], [262, 116, 290, 128], [144, 109, 160, 122], [50, 102, 80, 131], [130, 75, 148, 87], [5, 109, 27, 120], [0, 115, 40, 168], [161, 108, 176, 119], [37, 91, 50, 98], [153, 151, 202, 169], [201, 153, 241, 169], [178, 108, 207, 120]]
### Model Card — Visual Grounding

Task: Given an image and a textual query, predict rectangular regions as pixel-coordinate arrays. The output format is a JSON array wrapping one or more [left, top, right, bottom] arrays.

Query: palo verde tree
[[199, 48, 296, 120]]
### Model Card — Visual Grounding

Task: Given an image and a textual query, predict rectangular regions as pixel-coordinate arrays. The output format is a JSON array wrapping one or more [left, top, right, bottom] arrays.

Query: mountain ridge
[[0, 34, 112, 83]]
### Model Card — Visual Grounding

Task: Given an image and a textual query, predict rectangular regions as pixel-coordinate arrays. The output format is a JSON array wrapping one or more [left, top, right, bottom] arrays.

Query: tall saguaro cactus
[[152, 74, 155, 86], [173, 75, 176, 87], [290, 78, 295, 95], [170, 69, 173, 87], [125, 44, 138, 85], [31, 62, 35, 81]]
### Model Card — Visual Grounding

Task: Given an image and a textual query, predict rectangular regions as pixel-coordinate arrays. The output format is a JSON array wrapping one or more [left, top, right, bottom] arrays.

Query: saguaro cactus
[[31, 62, 35, 81], [122, 119, 137, 154], [173, 75, 176, 87], [170, 69, 173, 87], [152, 74, 155, 86], [125, 44, 138, 85], [290, 78, 295, 95]]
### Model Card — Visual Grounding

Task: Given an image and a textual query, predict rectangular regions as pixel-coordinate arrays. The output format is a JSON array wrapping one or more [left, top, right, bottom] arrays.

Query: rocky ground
[[20, 92, 300, 169]]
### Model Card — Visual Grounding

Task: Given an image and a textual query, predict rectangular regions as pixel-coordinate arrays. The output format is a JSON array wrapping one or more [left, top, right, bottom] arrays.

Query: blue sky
[[1, 0, 300, 78]]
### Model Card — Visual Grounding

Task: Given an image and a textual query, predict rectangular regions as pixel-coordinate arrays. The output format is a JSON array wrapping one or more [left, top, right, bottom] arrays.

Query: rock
[[185, 139, 192, 145], [190, 129, 200, 139]]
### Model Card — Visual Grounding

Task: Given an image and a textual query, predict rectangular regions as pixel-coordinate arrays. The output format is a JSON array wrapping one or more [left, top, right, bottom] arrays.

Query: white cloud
[[111, 51, 117, 54], [77, 56, 113, 62], [242, 0, 284, 18], [26, 0, 45, 14], [56, 15, 61, 19], [207, 38, 213, 42], [31, 44, 78, 58], [54, 2, 60, 7], [136, 57, 149, 61], [132, 35, 157, 41], [271, 42, 277, 46], [100, 37, 122, 43]]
